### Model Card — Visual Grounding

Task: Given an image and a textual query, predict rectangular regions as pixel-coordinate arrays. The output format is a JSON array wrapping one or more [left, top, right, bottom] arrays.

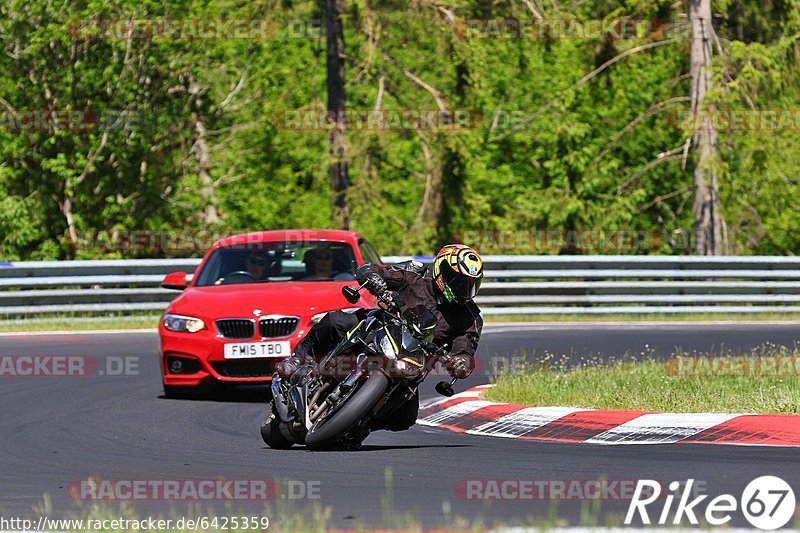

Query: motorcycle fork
[[370, 379, 414, 421]]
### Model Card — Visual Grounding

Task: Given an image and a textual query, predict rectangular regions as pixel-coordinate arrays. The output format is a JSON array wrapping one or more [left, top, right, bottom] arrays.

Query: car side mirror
[[342, 286, 361, 304], [161, 271, 187, 291]]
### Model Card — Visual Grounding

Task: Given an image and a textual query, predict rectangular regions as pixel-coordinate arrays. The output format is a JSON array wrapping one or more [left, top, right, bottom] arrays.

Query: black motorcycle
[[260, 283, 457, 450]]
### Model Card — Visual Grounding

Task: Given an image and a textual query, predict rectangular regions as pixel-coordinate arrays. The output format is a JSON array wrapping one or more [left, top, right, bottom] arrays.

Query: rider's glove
[[441, 354, 474, 379], [364, 273, 387, 296]]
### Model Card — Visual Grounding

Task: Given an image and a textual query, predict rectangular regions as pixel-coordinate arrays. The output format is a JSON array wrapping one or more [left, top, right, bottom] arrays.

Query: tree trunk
[[407, 135, 443, 250], [326, 0, 350, 229], [60, 194, 78, 257], [689, 0, 726, 255], [191, 114, 221, 226]]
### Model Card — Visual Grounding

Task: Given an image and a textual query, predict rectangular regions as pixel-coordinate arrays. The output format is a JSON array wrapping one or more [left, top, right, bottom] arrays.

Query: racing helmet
[[432, 244, 483, 304]]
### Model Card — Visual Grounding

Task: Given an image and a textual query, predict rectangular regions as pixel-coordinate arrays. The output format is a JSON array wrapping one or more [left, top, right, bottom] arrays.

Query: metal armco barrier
[[3, 256, 800, 316]]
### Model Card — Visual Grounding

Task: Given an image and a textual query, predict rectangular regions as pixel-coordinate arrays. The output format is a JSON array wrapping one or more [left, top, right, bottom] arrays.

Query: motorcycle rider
[[274, 244, 484, 432]]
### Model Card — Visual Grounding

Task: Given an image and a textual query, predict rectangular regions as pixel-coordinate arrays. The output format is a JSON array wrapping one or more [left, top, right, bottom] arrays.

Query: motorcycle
[[260, 282, 457, 450]]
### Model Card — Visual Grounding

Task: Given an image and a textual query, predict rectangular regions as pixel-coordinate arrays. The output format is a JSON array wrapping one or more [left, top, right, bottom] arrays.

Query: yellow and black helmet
[[432, 244, 484, 304]]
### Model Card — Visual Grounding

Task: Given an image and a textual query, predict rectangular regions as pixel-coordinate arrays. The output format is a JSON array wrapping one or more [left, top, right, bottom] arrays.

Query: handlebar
[[342, 279, 402, 311]]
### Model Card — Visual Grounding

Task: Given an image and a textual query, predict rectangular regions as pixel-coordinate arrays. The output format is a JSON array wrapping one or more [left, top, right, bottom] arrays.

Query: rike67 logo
[[626, 476, 795, 530]]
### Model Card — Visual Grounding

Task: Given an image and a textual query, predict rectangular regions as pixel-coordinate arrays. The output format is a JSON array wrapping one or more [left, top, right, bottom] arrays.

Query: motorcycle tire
[[305, 371, 389, 450]]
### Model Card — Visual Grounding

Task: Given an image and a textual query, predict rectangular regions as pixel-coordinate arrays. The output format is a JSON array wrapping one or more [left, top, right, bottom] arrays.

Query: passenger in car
[[245, 251, 273, 280]]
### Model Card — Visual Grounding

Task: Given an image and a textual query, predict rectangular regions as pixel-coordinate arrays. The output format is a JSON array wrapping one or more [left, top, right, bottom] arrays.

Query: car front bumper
[[159, 320, 313, 387]]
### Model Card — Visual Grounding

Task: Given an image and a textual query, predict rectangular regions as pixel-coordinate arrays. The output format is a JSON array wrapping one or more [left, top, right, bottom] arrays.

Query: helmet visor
[[440, 263, 481, 303]]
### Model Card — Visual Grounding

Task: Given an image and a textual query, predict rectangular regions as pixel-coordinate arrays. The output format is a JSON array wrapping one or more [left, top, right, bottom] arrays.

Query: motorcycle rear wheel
[[305, 371, 389, 450]]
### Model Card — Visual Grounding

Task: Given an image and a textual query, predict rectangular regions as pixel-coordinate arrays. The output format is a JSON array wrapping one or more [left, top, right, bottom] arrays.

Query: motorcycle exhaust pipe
[[308, 382, 331, 422]]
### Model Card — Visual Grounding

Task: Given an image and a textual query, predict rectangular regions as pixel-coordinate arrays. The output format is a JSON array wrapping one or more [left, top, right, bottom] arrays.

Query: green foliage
[[0, 0, 798, 258]]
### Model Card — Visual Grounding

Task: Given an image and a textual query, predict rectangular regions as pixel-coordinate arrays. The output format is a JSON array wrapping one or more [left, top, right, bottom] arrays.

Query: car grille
[[259, 317, 300, 338], [216, 319, 255, 339], [212, 360, 272, 378]]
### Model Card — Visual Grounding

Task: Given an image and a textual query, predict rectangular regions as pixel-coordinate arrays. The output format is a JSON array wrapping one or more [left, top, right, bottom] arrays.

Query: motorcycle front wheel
[[304, 371, 389, 450]]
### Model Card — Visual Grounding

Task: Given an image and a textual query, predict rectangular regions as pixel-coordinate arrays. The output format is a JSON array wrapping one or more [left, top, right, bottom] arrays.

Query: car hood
[[166, 281, 364, 318]]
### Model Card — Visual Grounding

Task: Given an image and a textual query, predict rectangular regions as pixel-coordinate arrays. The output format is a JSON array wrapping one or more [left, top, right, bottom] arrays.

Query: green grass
[[26, 468, 628, 532], [486, 349, 800, 414]]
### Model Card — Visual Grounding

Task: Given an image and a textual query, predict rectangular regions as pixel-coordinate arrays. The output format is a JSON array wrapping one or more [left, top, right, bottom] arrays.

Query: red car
[[158, 229, 382, 397]]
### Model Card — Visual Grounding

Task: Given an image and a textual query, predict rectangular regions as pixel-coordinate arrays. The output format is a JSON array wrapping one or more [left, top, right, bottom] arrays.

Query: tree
[[689, 0, 727, 254], [326, 0, 350, 229]]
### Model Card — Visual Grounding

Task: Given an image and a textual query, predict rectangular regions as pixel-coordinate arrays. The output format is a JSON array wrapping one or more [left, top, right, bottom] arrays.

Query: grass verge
[[27, 468, 631, 532], [486, 349, 800, 414]]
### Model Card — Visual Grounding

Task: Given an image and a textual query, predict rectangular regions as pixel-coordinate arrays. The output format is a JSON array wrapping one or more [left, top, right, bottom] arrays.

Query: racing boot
[[274, 354, 308, 380]]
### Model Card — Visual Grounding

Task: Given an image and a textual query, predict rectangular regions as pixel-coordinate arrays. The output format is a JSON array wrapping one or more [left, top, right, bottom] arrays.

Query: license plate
[[223, 341, 290, 359]]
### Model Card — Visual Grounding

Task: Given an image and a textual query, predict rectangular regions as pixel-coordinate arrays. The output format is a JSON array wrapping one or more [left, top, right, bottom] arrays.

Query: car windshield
[[194, 241, 358, 286]]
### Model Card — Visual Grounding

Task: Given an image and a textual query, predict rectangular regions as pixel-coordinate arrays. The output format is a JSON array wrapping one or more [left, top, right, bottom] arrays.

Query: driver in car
[[303, 248, 334, 279], [276, 244, 484, 432]]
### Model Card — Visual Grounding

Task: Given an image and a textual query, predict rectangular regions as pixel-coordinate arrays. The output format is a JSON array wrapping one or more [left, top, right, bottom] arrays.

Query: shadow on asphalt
[[356, 443, 470, 451], [159, 385, 270, 403], [258, 444, 470, 452]]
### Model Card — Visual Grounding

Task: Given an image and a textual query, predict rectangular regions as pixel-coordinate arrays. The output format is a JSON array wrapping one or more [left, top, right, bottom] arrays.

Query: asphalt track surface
[[1, 323, 800, 528]]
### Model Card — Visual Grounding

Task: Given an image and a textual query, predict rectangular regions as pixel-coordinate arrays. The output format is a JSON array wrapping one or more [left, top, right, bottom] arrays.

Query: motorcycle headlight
[[380, 334, 396, 358], [163, 314, 205, 333]]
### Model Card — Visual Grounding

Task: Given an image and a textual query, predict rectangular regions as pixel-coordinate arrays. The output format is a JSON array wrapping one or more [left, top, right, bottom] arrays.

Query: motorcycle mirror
[[342, 286, 361, 304], [435, 380, 455, 397]]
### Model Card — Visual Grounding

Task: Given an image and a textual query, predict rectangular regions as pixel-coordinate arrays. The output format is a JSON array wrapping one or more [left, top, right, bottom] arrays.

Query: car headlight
[[309, 307, 361, 326], [163, 314, 205, 333]]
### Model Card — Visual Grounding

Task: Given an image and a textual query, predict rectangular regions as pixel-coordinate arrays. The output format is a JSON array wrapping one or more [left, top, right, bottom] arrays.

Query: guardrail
[[3, 256, 800, 317]]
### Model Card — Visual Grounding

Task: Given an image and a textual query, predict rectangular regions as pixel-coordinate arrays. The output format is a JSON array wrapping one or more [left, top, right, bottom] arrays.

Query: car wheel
[[260, 411, 294, 449]]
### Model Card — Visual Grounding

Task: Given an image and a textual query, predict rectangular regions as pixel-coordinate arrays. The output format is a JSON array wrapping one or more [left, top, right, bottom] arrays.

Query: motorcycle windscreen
[[400, 325, 422, 353], [370, 324, 405, 358], [403, 305, 437, 342]]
